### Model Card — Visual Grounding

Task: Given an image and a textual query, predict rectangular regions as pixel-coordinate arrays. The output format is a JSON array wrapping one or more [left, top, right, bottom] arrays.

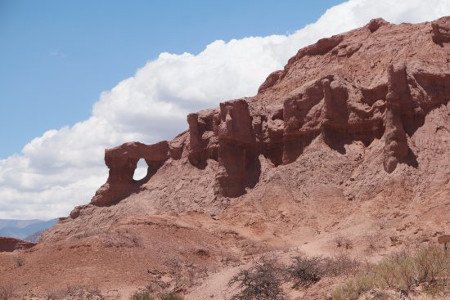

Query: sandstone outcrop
[[432, 16, 450, 45], [90, 141, 170, 206]]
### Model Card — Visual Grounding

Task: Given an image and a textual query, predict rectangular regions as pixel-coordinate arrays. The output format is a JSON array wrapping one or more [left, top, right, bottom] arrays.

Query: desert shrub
[[47, 286, 104, 300], [159, 292, 184, 300], [372, 246, 449, 292], [322, 255, 360, 277], [0, 286, 14, 300], [229, 259, 285, 300], [288, 254, 360, 289], [372, 251, 416, 290], [131, 290, 155, 300], [415, 245, 449, 285], [332, 245, 450, 299], [288, 256, 323, 288], [130, 290, 184, 300], [331, 274, 374, 300]]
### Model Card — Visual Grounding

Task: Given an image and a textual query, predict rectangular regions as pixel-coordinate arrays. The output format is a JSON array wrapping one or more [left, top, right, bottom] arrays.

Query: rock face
[[0, 237, 35, 252], [89, 17, 450, 207], [432, 16, 450, 45], [90, 141, 170, 207]]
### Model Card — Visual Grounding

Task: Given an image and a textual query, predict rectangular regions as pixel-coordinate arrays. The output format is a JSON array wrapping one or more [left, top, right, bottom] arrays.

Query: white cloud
[[0, 0, 449, 219]]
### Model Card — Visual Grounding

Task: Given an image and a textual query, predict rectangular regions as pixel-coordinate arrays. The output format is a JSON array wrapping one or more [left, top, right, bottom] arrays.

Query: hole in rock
[[133, 158, 148, 181]]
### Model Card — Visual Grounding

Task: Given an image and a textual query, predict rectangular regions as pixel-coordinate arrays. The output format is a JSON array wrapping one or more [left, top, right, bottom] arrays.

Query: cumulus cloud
[[0, 0, 449, 219]]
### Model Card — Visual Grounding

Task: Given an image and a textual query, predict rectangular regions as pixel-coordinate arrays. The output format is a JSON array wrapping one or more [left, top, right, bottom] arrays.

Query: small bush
[[159, 292, 184, 300], [229, 259, 285, 300], [288, 255, 360, 289], [131, 291, 155, 300], [372, 251, 416, 290], [331, 274, 374, 300], [47, 286, 104, 300], [288, 256, 323, 288], [321, 255, 360, 277], [415, 245, 449, 286], [131, 290, 155, 300], [130, 290, 183, 300]]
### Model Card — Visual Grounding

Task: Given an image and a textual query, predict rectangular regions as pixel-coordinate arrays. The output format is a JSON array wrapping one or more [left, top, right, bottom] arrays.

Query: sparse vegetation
[[159, 292, 184, 300], [332, 274, 375, 300], [46, 285, 104, 299], [228, 254, 360, 299], [288, 256, 322, 288], [130, 290, 183, 300], [288, 254, 360, 289], [229, 259, 285, 300], [131, 290, 155, 300], [332, 245, 450, 299], [322, 255, 361, 277]]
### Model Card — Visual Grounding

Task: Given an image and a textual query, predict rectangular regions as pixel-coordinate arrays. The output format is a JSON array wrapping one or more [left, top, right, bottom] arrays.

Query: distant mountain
[[0, 219, 57, 240]]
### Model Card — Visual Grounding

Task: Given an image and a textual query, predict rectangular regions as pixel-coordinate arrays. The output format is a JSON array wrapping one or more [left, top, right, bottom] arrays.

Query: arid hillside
[[0, 17, 449, 300]]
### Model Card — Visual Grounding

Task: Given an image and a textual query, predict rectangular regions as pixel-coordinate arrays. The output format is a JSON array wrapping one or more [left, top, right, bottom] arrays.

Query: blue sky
[[0, 0, 344, 158]]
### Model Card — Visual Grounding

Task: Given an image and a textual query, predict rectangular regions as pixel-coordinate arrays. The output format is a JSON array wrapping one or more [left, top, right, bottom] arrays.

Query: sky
[[0, 0, 344, 158], [0, 0, 449, 220]]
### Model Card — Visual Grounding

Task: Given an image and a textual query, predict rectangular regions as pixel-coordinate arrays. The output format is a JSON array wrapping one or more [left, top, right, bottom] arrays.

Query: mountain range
[[0, 219, 57, 241]]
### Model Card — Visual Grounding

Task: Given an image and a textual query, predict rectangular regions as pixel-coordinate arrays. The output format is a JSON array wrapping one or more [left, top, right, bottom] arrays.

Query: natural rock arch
[[90, 141, 170, 207]]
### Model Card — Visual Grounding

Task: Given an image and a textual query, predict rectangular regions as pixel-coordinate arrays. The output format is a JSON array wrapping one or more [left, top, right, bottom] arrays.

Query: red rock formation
[[187, 110, 218, 167], [0, 237, 35, 252], [88, 17, 450, 209], [367, 18, 388, 33], [383, 64, 411, 173], [216, 100, 258, 197], [90, 141, 170, 207], [432, 16, 450, 45]]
